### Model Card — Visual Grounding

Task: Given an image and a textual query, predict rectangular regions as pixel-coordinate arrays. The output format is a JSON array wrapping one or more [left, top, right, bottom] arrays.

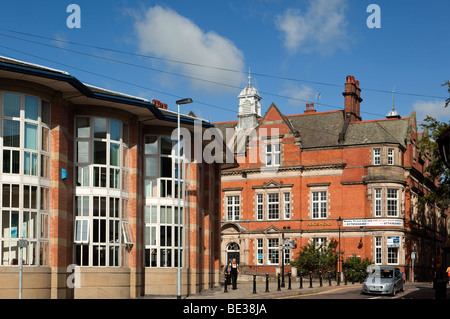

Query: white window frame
[[267, 238, 279, 265], [122, 221, 133, 245], [74, 219, 90, 244], [374, 188, 382, 217], [256, 238, 263, 265], [375, 236, 382, 265], [388, 148, 394, 165], [256, 194, 264, 220], [386, 188, 399, 217], [387, 247, 399, 265], [267, 193, 279, 220], [284, 192, 291, 219], [311, 191, 327, 219], [265, 143, 280, 167], [373, 148, 381, 165], [226, 195, 240, 221]]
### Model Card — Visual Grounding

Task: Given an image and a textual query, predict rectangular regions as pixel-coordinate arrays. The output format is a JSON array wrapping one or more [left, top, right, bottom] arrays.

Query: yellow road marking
[[276, 286, 361, 299]]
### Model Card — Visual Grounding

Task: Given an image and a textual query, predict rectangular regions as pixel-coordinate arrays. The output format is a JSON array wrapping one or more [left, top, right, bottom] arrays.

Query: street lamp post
[[176, 98, 192, 299], [337, 216, 342, 285]]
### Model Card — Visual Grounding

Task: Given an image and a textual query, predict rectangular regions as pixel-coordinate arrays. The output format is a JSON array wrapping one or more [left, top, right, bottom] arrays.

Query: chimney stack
[[152, 99, 168, 110], [304, 102, 317, 114], [342, 75, 362, 122]]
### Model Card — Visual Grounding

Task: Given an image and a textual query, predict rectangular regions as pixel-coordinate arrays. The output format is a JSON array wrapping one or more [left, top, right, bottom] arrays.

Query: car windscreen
[[367, 269, 393, 278]]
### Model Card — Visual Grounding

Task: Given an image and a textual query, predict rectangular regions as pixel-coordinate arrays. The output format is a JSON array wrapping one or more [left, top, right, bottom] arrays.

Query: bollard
[[265, 273, 269, 292], [288, 272, 292, 290], [224, 273, 228, 293], [277, 273, 281, 291], [309, 271, 313, 288], [299, 272, 303, 289], [337, 272, 341, 286], [328, 272, 332, 286], [253, 274, 257, 294], [360, 270, 363, 284], [351, 271, 355, 285], [344, 271, 347, 285]]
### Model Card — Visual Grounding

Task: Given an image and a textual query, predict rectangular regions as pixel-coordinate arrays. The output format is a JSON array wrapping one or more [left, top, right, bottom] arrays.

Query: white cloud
[[274, 0, 349, 54], [281, 85, 317, 108], [133, 5, 245, 92], [413, 100, 450, 122]]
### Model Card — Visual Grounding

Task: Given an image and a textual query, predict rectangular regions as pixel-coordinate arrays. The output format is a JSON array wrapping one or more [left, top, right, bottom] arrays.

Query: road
[[269, 282, 445, 299]]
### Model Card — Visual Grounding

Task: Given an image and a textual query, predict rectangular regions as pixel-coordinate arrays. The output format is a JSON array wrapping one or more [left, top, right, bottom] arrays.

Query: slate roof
[[214, 107, 412, 150]]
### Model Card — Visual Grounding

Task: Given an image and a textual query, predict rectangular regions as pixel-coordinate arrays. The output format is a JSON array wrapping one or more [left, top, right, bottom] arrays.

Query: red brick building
[[215, 75, 449, 281], [0, 56, 221, 298]]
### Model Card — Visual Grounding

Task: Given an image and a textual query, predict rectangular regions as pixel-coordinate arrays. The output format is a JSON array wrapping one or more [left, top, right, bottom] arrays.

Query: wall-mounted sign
[[343, 219, 403, 227], [387, 236, 400, 247]]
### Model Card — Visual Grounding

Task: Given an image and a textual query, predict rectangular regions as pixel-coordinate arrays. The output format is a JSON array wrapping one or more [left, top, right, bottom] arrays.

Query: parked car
[[362, 266, 405, 296]]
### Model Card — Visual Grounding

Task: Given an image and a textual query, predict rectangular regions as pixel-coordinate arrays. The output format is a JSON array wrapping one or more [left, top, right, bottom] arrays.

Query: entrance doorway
[[227, 242, 240, 264]]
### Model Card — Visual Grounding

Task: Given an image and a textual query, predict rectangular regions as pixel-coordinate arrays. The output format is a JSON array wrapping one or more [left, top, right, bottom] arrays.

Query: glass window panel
[[11, 185, 19, 208], [3, 150, 10, 173], [76, 117, 90, 138], [25, 123, 38, 150], [3, 120, 20, 147], [161, 157, 172, 178], [151, 206, 157, 223], [4, 93, 21, 117], [161, 137, 172, 155], [2, 185, 10, 207], [31, 153, 38, 175], [2, 211, 10, 238], [110, 120, 120, 141], [93, 118, 107, 139], [42, 127, 49, 152], [77, 141, 89, 163], [41, 154, 50, 178], [25, 95, 39, 120], [24, 152, 31, 175], [145, 136, 158, 154], [41, 100, 50, 125], [12, 150, 19, 174], [110, 143, 120, 166], [123, 123, 129, 144], [24, 185, 30, 208], [93, 141, 106, 164], [11, 211, 19, 238], [145, 157, 157, 176], [144, 206, 150, 223]]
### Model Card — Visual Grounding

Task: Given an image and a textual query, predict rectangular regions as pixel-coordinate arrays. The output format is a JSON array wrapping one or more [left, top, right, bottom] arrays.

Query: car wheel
[[391, 286, 396, 296]]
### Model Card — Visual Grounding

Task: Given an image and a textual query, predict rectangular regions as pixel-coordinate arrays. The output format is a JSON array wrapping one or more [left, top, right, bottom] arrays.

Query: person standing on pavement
[[230, 258, 240, 290], [224, 259, 232, 285]]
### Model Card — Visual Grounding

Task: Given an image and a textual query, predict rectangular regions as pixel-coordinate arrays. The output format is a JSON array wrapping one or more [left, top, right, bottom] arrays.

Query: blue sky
[[0, 0, 449, 126]]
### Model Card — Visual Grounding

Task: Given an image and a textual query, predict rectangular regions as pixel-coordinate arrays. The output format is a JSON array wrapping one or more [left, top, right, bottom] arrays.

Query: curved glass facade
[[0, 91, 50, 266]]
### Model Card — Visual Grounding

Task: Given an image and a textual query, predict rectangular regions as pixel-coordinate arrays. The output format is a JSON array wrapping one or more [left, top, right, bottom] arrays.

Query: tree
[[291, 240, 338, 275], [417, 81, 450, 209], [342, 255, 373, 282]]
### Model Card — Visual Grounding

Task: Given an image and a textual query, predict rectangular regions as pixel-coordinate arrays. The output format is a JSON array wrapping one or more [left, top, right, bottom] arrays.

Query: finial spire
[[248, 68, 252, 87], [392, 87, 395, 110]]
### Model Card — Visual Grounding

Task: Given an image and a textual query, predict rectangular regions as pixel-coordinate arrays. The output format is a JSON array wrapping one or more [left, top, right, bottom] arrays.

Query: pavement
[[142, 277, 365, 299], [141, 277, 450, 299]]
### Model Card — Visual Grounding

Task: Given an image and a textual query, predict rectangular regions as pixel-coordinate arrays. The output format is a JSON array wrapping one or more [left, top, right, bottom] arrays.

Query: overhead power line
[[0, 28, 446, 100]]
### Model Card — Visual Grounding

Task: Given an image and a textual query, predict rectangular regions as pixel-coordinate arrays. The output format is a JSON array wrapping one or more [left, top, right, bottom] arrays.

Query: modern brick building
[[0, 56, 222, 298], [215, 75, 449, 281]]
